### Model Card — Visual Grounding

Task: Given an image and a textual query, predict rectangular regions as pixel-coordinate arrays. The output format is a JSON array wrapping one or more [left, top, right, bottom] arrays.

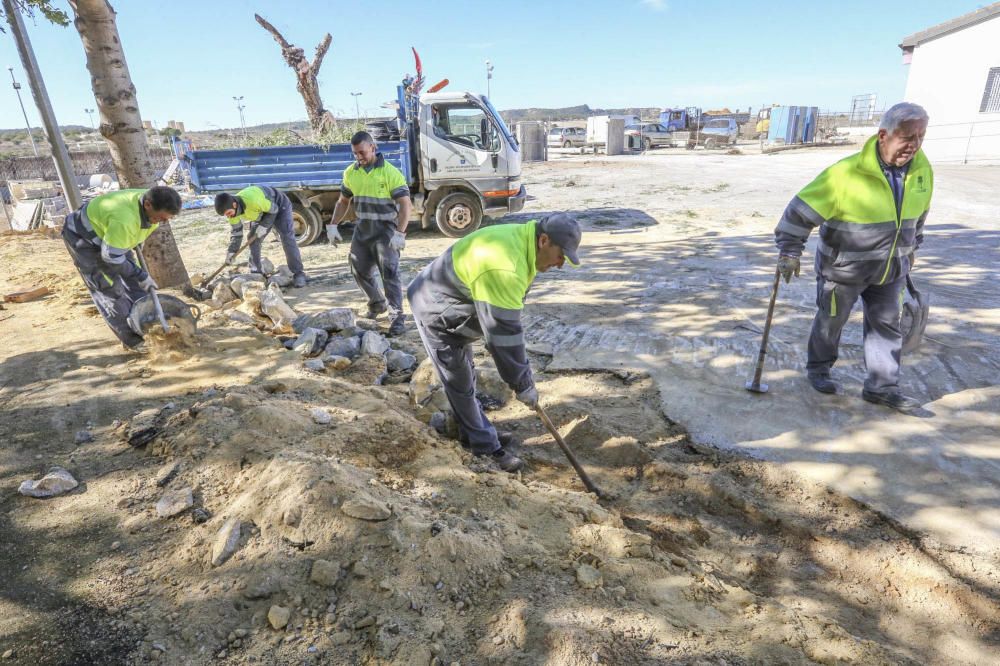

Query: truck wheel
[[562, 140, 572, 148], [704, 138, 717, 150], [643, 137, 652, 151], [292, 201, 322, 246], [435, 192, 482, 238]]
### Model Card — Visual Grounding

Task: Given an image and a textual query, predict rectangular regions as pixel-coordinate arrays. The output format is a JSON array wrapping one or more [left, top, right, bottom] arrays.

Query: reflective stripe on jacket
[[775, 135, 933, 285], [341, 154, 409, 224]]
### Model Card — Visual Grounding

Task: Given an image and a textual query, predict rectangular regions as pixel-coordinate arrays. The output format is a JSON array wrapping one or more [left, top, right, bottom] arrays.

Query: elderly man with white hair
[[773, 102, 932, 413]]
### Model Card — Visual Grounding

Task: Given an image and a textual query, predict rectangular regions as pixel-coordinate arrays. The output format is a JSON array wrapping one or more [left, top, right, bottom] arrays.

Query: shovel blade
[[745, 380, 769, 393]]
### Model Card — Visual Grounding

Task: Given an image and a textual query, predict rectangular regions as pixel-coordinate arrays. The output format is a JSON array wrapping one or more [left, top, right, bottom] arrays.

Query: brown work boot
[[490, 447, 524, 473]]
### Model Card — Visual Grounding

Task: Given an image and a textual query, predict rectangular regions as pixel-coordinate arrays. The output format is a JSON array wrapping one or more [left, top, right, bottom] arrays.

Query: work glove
[[389, 230, 406, 252], [777, 255, 800, 283], [138, 273, 158, 292], [326, 224, 342, 246], [225, 252, 236, 265], [252, 224, 270, 240], [516, 386, 539, 410]]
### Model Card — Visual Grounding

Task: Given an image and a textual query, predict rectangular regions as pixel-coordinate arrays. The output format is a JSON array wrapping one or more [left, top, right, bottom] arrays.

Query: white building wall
[[903, 16, 1000, 164]]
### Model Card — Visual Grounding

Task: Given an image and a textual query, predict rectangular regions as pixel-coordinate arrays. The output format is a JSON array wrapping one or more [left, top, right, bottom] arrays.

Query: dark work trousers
[[62, 224, 145, 348], [350, 220, 402, 319], [806, 275, 907, 394], [248, 197, 305, 277], [407, 273, 500, 455]]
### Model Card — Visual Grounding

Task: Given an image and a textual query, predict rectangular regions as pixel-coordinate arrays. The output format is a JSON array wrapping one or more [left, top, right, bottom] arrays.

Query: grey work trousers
[[407, 274, 500, 455], [62, 223, 145, 348], [248, 199, 304, 277], [806, 275, 907, 394], [350, 221, 402, 317]]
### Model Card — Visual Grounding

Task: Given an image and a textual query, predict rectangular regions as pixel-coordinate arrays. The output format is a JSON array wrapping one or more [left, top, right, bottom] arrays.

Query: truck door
[[421, 102, 506, 186]]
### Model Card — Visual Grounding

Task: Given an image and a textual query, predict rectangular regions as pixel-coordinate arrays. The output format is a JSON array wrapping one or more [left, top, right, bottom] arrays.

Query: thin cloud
[[640, 0, 667, 11]]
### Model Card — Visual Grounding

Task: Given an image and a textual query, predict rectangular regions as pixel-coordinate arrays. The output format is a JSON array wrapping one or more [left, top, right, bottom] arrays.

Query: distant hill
[[499, 105, 663, 123]]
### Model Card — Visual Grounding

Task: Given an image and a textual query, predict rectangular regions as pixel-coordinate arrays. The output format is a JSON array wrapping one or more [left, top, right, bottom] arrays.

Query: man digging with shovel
[[407, 213, 583, 472], [62, 187, 182, 350]]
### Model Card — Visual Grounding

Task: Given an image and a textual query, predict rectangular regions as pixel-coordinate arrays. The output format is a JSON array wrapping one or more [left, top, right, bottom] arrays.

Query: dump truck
[[177, 85, 525, 241]]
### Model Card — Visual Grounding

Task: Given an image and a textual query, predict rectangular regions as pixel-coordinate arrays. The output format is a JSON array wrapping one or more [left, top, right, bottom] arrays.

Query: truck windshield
[[482, 96, 518, 151]]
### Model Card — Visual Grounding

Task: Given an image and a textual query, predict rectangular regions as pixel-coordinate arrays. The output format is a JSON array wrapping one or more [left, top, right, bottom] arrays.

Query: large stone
[[211, 517, 242, 566], [341, 496, 391, 521], [303, 359, 325, 372], [267, 605, 291, 630], [385, 349, 417, 373], [259, 283, 298, 329], [310, 559, 341, 587], [259, 257, 275, 276], [291, 328, 329, 357], [575, 563, 603, 589], [311, 408, 332, 425], [18, 467, 78, 498], [230, 274, 265, 299], [212, 280, 238, 306], [295, 308, 356, 334], [360, 331, 390, 356], [475, 365, 514, 408], [267, 265, 294, 289], [409, 358, 450, 417], [324, 355, 351, 371], [323, 336, 361, 360], [155, 487, 194, 518]]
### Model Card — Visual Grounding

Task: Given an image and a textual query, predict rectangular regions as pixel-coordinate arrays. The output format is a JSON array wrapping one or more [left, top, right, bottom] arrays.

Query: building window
[[980, 67, 1000, 113]]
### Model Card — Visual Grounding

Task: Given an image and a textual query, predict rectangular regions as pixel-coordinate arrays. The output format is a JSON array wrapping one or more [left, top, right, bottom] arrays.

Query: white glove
[[225, 252, 236, 265], [326, 224, 342, 246], [138, 273, 158, 292], [516, 386, 539, 409], [389, 230, 406, 252], [253, 225, 270, 240]]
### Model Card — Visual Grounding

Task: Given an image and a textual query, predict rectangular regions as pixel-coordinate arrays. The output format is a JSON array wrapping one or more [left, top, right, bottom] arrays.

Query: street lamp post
[[350, 92, 362, 121], [84, 107, 95, 129], [232, 96, 247, 139], [7, 66, 38, 156], [485, 60, 494, 99]]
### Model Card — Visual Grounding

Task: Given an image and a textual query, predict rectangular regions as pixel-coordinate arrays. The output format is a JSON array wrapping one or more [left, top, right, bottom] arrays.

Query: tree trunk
[[69, 0, 190, 289], [255, 14, 335, 135]]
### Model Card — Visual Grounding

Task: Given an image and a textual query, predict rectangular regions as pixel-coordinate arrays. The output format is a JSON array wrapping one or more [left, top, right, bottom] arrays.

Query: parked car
[[365, 119, 401, 142], [699, 118, 738, 148], [547, 126, 586, 148], [624, 122, 674, 150]]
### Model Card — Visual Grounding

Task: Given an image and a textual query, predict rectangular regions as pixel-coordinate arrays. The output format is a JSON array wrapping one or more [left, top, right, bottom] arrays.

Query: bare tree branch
[[254, 12, 290, 50], [311, 33, 332, 75]]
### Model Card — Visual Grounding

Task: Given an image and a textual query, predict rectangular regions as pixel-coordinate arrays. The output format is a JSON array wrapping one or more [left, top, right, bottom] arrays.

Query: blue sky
[[0, 0, 985, 131]]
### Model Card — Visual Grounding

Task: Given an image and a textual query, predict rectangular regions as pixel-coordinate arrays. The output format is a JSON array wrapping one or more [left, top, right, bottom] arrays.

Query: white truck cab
[[414, 91, 525, 236]]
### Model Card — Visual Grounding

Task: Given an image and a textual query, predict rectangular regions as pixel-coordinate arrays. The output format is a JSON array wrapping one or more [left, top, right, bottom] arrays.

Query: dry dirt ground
[[0, 143, 998, 665]]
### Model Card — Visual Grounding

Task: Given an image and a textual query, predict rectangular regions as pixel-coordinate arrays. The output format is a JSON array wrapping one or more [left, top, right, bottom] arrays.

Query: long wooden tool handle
[[750, 267, 782, 387], [535, 405, 605, 499], [200, 238, 253, 288], [135, 244, 169, 332]]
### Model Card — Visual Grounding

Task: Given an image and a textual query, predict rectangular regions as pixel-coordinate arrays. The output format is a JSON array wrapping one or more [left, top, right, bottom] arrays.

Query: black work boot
[[366, 303, 387, 319], [490, 447, 525, 473], [862, 390, 922, 413], [292, 273, 308, 288], [387, 315, 406, 337], [808, 373, 839, 394]]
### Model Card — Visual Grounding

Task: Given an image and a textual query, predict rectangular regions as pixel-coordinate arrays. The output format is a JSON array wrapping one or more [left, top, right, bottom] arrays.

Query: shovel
[[745, 266, 782, 393], [535, 405, 606, 499], [134, 244, 170, 333]]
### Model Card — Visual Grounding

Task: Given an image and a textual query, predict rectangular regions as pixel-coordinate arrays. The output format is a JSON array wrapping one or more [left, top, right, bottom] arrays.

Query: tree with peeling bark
[[255, 13, 335, 136], [68, 0, 190, 289]]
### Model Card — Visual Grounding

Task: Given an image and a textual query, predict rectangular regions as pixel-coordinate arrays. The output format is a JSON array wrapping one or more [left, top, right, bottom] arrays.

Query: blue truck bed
[[182, 140, 413, 193]]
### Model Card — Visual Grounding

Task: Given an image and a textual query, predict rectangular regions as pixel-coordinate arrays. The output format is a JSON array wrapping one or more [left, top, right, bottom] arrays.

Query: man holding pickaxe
[[774, 102, 932, 413], [214, 185, 309, 288]]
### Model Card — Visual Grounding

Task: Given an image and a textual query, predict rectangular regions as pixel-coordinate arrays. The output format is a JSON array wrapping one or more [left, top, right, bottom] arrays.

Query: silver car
[[547, 126, 587, 148], [625, 122, 674, 150]]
